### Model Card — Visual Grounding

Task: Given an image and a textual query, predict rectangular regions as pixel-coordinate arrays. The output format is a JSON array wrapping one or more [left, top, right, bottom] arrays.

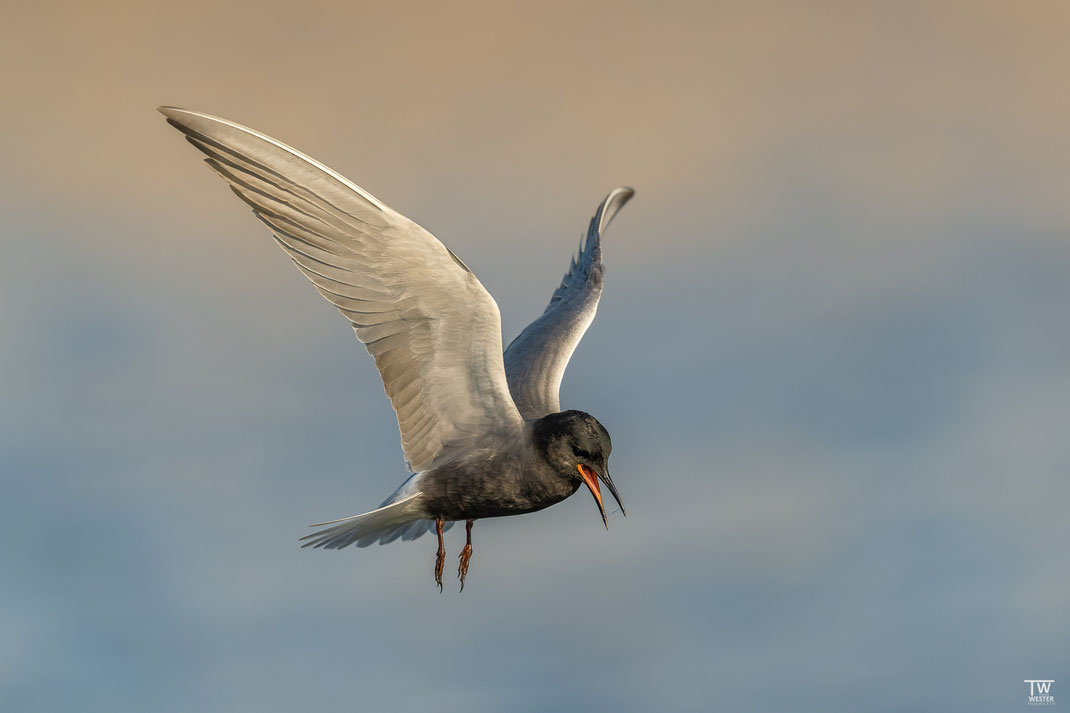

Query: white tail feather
[[300, 492, 429, 549]]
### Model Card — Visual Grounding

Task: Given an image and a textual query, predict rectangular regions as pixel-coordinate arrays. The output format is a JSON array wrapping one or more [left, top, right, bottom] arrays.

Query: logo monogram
[[1025, 680, 1055, 706]]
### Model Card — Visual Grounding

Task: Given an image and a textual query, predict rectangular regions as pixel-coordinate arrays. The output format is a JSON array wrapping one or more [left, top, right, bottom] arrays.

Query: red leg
[[457, 519, 474, 591], [434, 517, 446, 593]]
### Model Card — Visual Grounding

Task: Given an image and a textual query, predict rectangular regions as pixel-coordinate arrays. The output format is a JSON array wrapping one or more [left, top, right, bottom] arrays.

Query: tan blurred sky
[[3, 0, 1070, 264]]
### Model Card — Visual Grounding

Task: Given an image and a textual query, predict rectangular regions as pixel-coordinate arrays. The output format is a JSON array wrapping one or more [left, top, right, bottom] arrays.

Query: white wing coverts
[[159, 107, 522, 474], [504, 187, 633, 418]]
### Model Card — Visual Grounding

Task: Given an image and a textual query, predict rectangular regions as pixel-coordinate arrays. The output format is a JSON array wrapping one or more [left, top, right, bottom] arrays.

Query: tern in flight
[[160, 107, 631, 590]]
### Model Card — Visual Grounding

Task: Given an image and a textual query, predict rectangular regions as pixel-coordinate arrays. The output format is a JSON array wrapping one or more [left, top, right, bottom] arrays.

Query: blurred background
[[2, 1, 1068, 711]]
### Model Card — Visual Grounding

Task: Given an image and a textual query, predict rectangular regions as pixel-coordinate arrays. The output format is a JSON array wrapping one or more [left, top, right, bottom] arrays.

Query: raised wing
[[503, 187, 633, 418], [159, 107, 522, 472]]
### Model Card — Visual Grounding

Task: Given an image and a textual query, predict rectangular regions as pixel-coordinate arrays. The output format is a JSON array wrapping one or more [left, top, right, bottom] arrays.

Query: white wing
[[503, 187, 633, 418], [160, 107, 522, 472]]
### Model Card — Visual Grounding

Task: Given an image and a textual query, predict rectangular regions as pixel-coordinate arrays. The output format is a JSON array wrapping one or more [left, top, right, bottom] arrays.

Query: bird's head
[[534, 410, 625, 528]]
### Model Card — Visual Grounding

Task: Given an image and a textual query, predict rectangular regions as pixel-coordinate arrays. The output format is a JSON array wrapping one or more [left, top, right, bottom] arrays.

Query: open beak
[[577, 464, 626, 529]]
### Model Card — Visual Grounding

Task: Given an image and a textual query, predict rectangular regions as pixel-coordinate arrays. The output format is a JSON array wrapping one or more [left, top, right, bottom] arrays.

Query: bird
[[159, 107, 630, 591]]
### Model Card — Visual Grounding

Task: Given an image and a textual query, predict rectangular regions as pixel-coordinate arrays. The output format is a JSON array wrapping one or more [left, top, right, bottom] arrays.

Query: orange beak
[[577, 463, 608, 528]]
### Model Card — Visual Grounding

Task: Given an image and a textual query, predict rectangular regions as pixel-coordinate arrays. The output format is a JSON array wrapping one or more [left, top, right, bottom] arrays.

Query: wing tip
[[157, 105, 200, 122], [595, 186, 635, 235], [157, 105, 395, 215]]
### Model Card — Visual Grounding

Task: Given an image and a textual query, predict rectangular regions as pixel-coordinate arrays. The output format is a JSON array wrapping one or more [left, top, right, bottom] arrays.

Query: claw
[[457, 544, 472, 591]]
